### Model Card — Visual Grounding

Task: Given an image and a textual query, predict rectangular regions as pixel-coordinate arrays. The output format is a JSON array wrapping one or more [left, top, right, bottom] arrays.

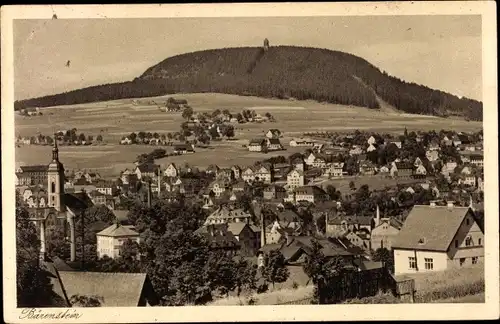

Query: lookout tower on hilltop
[[263, 38, 269, 52]]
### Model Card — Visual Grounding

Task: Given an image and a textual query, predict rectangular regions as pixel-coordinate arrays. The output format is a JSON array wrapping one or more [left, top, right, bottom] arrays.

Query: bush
[[292, 282, 299, 290], [415, 279, 485, 303], [343, 292, 401, 304]]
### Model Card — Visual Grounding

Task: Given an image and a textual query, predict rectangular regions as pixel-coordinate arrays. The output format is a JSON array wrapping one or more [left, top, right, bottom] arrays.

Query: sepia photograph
[[2, 2, 499, 322]]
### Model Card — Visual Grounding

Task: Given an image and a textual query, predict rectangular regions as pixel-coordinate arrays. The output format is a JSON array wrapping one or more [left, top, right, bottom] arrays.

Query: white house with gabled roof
[[392, 203, 484, 275]]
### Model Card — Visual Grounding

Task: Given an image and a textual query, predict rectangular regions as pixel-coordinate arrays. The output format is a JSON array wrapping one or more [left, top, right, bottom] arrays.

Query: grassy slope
[[208, 264, 485, 305], [14, 93, 482, 178]]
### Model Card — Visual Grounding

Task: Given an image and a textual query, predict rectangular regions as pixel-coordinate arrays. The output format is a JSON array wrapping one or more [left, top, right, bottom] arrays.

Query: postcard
[[2, 2, 499, 322]]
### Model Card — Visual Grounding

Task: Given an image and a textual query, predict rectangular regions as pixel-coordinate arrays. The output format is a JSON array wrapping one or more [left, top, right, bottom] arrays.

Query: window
[[51, 181, 56, 192], [459, 258, 466, 266], [478, 238, 482, 245], [472, 257, 478, 265], [455, 240, 459, 248], [408, 257, 417, 269], [466, 218, 470, 225], [424, 258, 434, 270], [465, 236, 472, 247]]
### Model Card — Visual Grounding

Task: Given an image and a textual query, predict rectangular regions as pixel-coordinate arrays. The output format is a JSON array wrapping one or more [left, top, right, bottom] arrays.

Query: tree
[[303, 239, 347, 304], [261, 250, 289, 288], [349, 181, 356, 191], [79, 133, 86, 142], [372, 248, 394, 274], [222, 125, 235, 139], [326, 185, 340, 200], [96, 134, 103, 143], [69, 294, 103, 307], [16, 195, 54, 307], [182, 106, 194, 120], [234, 257, 257, 297]]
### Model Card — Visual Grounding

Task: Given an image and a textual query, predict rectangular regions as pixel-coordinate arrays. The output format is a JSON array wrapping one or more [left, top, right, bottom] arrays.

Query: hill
[[14, 45, 482, 120]]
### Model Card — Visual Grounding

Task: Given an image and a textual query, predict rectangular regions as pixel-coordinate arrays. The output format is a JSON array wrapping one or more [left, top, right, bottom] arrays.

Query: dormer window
[[418, 238, 425, 245], [465, 236, 472, 247]]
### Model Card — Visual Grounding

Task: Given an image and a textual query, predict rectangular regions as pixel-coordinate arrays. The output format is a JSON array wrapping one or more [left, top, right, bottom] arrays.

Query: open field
[[15, 93, 482, 177], [316, 175, 431, 195]]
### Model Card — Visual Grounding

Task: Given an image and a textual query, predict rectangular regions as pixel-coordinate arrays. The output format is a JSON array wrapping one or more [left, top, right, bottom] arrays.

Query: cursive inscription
[[19, 308, 83, 320]]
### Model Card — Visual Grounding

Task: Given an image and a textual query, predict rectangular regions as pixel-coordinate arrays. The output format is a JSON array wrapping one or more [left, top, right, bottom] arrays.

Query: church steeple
[[48, 133, 65, 211]]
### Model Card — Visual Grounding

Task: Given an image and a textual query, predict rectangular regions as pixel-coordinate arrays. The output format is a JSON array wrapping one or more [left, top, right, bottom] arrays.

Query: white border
[[2, 2, 499, 323]]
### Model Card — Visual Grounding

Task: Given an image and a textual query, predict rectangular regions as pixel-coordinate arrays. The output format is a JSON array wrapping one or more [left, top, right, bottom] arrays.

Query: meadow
[[15, 93, 483, 177]]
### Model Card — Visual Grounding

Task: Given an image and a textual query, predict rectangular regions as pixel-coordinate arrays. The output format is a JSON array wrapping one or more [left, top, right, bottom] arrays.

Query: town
[[16, 125, 485, 307]]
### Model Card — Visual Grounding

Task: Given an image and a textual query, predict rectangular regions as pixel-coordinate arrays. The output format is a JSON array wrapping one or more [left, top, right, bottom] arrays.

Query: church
[[20, 140, 93, 262]]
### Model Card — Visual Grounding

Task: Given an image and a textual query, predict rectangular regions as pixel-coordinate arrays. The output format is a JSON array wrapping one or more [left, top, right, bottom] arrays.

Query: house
[[349, 146, 364, 156], [95, 181, 117, 196], [248, 138, 266, 152], [304, 152, 328, 168], [477, 177, 484, 192], [390, 162, 414, 178], [134, 163, 160, 180], [327, 162, 344, 178], [217, 168, 235, 181], [378, 165, 390, 176], [392, 204, 484, 275], [459, 151, 484, 168], [366, 143, 377, 153], [204, 206, 252, 225], [266, 138, 284, 151], [370, 217, 403, 251], [441, 161, 458, 178], [263, 184, 287, 200], [241, 167, 255, 183], [195, 224, 241, 256], [231, 179, 248, 192], [414, 164, 427, 177], [266, 129, 281, 139], [231, 165, 242, 179], [367, 136, 377, 145], [15, 165, 49, 186], [206, 164, 220, 175], [441, 136, 453, 146], [293, 186, 329, 204], [258, 236, 356, 267], [291, 156, 305, 171], [289, 138, 315, 147], [404, 186, 415, 194], [163, 163, 178, 178], [287, 169, 305, 191], [96, 223, 140, 259], [457, 165, 477, 187], [254, 165, 273, 183], [391, 141, 402, 149], [264, 219, 301, 245], [326, 215, 373, 237], [425, 150, 440, 162], [273, 163, 292, 180], [88, 190, 107, 205], [120, 137, 133, 145], [44, 261, 159, 307], [227, 222, 260, 256], [359, 161, 376, 175], [345, 231, 371, 250], [173, 143, 195, 154]]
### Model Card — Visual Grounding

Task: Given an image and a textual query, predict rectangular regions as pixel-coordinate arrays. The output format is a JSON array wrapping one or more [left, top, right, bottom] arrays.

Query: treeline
[[15, 46, 482, 120]]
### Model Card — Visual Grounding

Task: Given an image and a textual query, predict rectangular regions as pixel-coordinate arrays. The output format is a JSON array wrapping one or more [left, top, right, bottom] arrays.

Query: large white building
[[96, 223, 140, 259]]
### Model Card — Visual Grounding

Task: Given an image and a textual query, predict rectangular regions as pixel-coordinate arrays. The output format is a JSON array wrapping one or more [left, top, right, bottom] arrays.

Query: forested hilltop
[[15, 45, 482, 120]]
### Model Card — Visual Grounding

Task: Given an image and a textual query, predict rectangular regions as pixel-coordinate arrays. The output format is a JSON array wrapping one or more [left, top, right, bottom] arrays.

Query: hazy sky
[[14, 15, 482, 101]]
